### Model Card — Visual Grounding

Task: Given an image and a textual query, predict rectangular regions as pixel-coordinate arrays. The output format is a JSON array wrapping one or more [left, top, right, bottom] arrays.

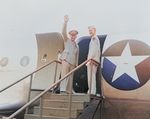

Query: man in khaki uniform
[[59, 15, 79, 94], [86, 26, 101, 95]]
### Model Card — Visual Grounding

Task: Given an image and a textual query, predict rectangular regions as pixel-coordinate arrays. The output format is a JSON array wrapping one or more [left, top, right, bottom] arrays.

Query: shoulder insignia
[[92, 37, 95, 40]]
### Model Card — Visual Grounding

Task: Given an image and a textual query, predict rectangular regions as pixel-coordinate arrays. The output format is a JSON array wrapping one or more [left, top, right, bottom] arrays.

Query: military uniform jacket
[[59, 23, 79, 66], [87, 35, 101, 63]]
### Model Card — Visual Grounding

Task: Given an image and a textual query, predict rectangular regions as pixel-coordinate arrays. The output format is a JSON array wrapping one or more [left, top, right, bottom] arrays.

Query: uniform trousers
[[60, 60, 75, 93], [87, 63, 98, 95]]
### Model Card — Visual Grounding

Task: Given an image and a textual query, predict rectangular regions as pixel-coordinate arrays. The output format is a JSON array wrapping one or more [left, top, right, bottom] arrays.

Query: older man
[[87, 26, 101, 95], [59, 15, 79, 94]]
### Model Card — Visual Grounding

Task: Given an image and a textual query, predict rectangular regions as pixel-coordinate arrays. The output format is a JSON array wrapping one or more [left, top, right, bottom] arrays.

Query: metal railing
[[0, 60, 61, 93], [5, 58, 100, 119], [0, 60, 61, 114]]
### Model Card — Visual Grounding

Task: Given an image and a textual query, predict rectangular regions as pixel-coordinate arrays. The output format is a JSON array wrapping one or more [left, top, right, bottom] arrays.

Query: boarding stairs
[[0, 59, 101, 119], [24, 92, 91, 119]]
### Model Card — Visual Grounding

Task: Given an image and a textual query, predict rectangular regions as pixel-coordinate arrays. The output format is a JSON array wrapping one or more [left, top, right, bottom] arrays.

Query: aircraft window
[[20, 56, 30, 67], [0, 57, 9, 67]]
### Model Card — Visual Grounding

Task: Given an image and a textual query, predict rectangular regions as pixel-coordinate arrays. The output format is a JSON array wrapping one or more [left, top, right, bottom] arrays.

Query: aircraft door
[[32, 32, 64, 90]]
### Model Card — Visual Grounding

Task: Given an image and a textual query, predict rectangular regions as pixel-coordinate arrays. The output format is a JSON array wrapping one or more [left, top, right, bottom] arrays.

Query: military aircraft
[[0, 0, 150, 119]]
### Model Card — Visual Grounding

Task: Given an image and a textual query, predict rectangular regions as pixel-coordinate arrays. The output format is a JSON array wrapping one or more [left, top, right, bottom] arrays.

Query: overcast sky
[[0, 0, 150, 54], [0, 1, 150, 35]]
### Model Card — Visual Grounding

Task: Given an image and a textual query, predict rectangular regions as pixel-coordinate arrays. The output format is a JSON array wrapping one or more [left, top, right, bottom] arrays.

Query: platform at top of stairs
[[43, 93, 91, 102]]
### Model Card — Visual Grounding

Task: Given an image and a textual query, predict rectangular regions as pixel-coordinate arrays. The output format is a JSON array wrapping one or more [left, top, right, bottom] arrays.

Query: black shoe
[[60, 91, 67, 94], [91, 94, 96, 97], [54, 90, 60, 94]]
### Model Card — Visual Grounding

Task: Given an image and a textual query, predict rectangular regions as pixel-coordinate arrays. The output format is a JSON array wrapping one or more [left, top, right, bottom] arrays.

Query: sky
[[0, 0, 150, 38], [0, 0, 150, 61]]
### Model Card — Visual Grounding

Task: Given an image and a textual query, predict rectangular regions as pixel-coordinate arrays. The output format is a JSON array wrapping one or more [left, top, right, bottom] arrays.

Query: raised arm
[[62, 15, 69, 43]]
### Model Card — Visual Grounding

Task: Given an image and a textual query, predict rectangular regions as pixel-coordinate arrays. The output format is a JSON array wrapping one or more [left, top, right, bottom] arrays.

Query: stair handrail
[[0, 60, 61, 93], [7, 59, 100, 119]]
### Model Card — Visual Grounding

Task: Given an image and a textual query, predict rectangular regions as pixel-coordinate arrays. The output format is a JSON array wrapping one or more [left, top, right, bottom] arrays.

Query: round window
[[20, 56, 30, 67], [0, 57, 9, 67]]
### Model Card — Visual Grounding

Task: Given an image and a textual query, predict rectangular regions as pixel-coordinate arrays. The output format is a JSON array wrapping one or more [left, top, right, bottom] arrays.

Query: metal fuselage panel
[[94, 98, 150, 119]]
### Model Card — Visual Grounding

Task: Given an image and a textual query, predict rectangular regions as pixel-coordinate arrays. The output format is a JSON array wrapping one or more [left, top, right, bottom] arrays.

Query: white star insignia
[[105, 42, 149, 84]]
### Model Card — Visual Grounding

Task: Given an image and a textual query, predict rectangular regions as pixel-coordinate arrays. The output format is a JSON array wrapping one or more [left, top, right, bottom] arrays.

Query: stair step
[[24, 114, 70, 119], [44, 93, 90, 102], [34, 106, 81, 118], [43, 100, 85, 109], [25, 93, 90, 119]]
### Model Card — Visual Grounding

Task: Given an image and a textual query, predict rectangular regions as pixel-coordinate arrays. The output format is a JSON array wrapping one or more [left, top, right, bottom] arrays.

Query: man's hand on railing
[[86, 58, 100, 66]]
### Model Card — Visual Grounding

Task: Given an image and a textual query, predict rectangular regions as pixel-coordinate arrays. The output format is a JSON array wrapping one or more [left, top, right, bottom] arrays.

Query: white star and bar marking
[[105, 43, 149, 83]]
